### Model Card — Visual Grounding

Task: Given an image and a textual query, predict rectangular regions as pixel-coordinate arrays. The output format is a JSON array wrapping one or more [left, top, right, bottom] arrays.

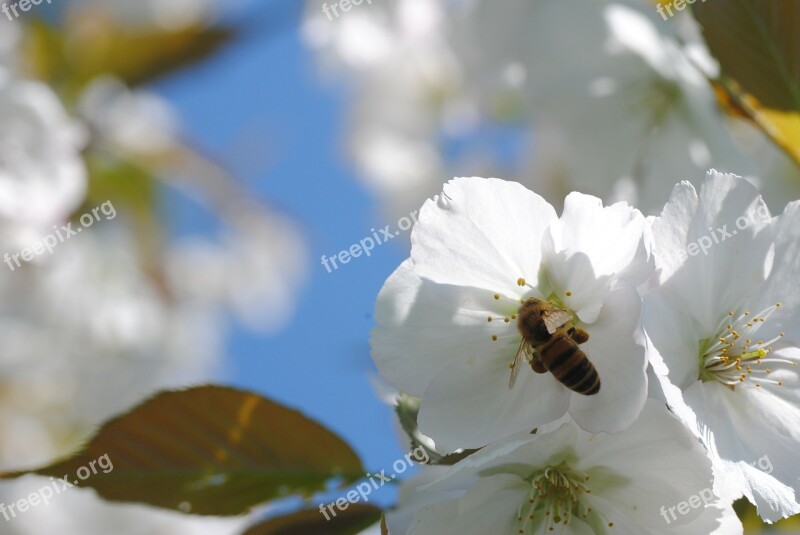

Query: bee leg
[[529, 354, 547, 374], [568, 326, 590, 344]]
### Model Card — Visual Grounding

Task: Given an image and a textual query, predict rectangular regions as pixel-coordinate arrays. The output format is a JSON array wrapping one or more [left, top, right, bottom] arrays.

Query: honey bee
[[509, 298, 600, 395]]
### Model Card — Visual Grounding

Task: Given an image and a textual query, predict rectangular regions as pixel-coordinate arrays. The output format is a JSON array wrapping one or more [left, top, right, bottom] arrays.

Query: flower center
[[699, 303, 791, 389], [515, 464, 609, 533]]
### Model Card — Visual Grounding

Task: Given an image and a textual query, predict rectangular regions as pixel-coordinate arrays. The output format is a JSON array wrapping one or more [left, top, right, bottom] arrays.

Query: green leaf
[[0, 386, 364, 516], [22, 18, 236, 94], [734, 497, 800, 531], [241, 505, 383, 535], [693, 0, 800, 167], [71, 24, 237, 87], [693, 0, 800, 110]]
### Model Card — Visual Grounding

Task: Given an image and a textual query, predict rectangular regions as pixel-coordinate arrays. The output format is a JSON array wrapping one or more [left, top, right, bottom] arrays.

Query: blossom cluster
[[0, 6, 302, 534], [303, 0, 800, 230], [371, 172, 800, 534]]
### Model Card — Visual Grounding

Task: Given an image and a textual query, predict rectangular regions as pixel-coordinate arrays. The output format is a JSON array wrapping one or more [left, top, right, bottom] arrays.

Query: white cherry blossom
[[372, 177, 652, 451], [386, 401, 741, 535], [644, 170, 800, 522], [0, 74, 87, 235], [303, 0, 757, 221]]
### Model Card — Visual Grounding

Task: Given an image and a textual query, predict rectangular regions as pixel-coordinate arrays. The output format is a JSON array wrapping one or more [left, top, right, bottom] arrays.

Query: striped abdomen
[[536, 332, 600, 395]]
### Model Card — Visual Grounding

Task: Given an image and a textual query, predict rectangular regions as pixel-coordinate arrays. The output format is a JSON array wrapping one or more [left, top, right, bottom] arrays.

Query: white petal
[[384, 466, 456, 535], [568, 288, 648, 433], [407, 474, 525, 535], [421, 425, 580, 494], [683, 382, 800, 522], [702, 503, 744, 535], [651, 171, 772, 332], [541, 233, 611, 324], [417, 357, 570, 452], [753, 200, 800, 342], [550, 193, 652, 289], [642, 292, 703, 390], [371, 259, 522, 396], [576, 401, 715, 529], [411, 177, 557, 295]]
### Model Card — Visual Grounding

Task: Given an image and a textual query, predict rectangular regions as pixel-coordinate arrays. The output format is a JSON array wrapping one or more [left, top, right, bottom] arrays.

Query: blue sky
[[155, 0, 408, 507]]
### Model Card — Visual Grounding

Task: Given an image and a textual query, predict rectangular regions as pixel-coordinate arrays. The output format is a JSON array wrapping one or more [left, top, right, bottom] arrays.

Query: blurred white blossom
[[303, 0, 786, 219], [78, 77, 180, 157], [0, 21, 21, 70], [0, 232, 223, 466], [0, 74, 87, 237], [0, 477, 246, 535], [0, 11, 309, 532], [166, 202, 308, 334]]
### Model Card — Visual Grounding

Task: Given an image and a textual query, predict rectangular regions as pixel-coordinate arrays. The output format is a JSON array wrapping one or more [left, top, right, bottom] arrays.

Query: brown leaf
[[241, 505, 383, 535], [694, 1, 800, 166], [0, 386, 364, 516]]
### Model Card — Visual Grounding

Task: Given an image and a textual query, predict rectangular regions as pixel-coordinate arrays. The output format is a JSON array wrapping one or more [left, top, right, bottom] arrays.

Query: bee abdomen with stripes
[[537, 332, 600, 395]]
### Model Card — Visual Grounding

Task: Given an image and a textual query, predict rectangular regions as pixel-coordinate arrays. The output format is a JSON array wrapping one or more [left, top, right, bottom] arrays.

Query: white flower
[[0, 231, 223, 466], [78, 77, 180, 157], [165, 203, 308, 334], [0, 75, 87, 233], [303, 0, 757, 221], [371, 177, 652, 451], [644, 169, 800, 521], [386, 401, 741, 535], [473, 0, 754, 214], [0, 478, 247, 535], [304, 0, 470, 225]]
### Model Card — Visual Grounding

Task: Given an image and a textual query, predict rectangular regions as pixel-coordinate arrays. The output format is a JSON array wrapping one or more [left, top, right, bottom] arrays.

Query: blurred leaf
[[83, 154, 157, 218], [21, 20, 66, 84], [0, 386, 364, 516], [81, 154, 165, 275], [241, 505, 382, 535], [693, 0, 800, 166], [70, 24, 236, 87], [22, 17, 236, 94], [734, 498, 800, 532], [693, 1, 800, 110]]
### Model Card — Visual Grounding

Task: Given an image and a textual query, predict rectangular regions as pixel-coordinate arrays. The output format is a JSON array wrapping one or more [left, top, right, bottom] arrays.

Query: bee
[[509, 298, 600, 395]]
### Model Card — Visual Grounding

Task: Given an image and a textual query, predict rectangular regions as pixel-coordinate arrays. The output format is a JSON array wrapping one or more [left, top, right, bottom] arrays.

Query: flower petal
[[568, 288, 648, 433], [752, 200, 800, 343], [651, 171, 772, 332], [549, 192, 653, 289], [411, 176, 557, 295], [371, 259, 522, 396], [407, 474, 526, 535], [577, 401, 715, 529], [417, 356, 570, 452], [683, 382, 800, 522]]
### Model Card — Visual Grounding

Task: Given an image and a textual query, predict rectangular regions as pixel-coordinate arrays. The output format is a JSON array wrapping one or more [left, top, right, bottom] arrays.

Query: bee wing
[[542, 310, 571, 334], [508, 338, 527, 389]]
